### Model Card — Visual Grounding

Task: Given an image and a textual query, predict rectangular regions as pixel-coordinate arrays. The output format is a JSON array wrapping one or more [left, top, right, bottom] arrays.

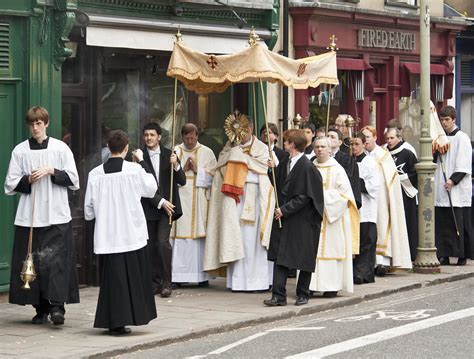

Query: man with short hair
[[361, 126, 412, 275], [310, 137, 359, 297], [5, 106, 80, 325], [138, 122, 186, 298], [434, 106, 473, 265], [265, 129, 323, 306], [260, 123, 288, 163], [301, 122, 316, 161], [351, 132, 380, 284], [171, 124, 217, 286], [334, 114, 352, 153], [385, 127, 419, 261], [85, 130, 157, 335], [203, 117, 275, 291], [327, 127, 362, 209]]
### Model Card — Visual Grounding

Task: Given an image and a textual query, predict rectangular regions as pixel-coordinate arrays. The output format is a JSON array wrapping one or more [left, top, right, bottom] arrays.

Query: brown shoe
[[160, 287, 172, 298]]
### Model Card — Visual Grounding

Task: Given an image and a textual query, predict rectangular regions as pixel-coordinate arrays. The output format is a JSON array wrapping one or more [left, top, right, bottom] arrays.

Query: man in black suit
[[136, 122, 186, 298], [264, 129, 324, 307]]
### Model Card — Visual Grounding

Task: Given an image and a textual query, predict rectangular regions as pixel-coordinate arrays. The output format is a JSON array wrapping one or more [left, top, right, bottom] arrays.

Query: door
[[0, 82, 20, 291], [62, 98, 92, 285]]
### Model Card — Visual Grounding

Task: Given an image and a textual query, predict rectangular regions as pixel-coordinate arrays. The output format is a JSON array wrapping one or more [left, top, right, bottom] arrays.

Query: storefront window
[[101, 68, 141, 160]]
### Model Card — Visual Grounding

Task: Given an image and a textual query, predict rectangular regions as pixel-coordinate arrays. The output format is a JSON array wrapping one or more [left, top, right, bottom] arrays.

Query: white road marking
[[268, 327, 325, 332], [286, 307, 474, 359], [295, 284, 465, 326], [207, 332, 268, 355]]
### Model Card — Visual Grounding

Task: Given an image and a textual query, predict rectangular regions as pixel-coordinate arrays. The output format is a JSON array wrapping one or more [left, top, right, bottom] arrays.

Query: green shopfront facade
[[0, 0, 278, 291]]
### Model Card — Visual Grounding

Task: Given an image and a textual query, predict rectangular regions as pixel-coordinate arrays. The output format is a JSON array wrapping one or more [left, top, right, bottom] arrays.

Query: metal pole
[[413, 0, 440, 273], [282, 0, 289, 131]]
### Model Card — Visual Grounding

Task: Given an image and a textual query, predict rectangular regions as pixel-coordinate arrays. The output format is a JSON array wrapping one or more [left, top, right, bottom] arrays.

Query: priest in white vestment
[[203, 117, 275, 291], [172, 124, 217, 285], [310, 137, 359, 297], [361, 126, 412, 275]]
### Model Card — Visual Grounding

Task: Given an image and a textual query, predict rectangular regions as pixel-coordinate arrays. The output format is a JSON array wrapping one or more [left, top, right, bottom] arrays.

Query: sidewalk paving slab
[[0, 261, 472, 358]]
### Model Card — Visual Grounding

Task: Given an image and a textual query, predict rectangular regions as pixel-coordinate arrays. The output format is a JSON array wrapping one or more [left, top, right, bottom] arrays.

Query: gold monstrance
[[224, 110, 251, 145]]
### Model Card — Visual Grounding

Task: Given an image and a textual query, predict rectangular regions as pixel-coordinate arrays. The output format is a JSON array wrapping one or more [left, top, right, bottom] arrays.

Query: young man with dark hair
[[435, 106, 473, 265], [137, 122, 186, 297], [85, 130, 157, 335], [301, 122, 316, 161], [260, 123, 288, 163], [265, 129, 323, 306], [5, 106, 80, 325]]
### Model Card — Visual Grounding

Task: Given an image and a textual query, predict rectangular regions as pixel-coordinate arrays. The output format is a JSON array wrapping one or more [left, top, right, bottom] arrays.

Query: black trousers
[[146, 218, 172, 290], [272, 263, 312, 301], [353, 222, 377, 283]]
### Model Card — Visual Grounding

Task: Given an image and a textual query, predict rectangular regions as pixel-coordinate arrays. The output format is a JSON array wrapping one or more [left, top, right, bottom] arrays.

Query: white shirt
[[357, 155, 380, 223], [290, 152, 305, 172], [147, 146, 161, 188]]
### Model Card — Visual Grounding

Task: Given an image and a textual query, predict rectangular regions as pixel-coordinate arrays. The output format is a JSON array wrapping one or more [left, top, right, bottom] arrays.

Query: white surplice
[[172, 142, 217, 283], [367, 146, 412, 269], [310, 158, 359, 294], [84, 161, 157, 254], [4, 137, 79, 227]]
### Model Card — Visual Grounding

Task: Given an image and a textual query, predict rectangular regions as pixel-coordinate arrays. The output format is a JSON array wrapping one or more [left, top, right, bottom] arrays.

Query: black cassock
[[268, 155, 324, 273], [388, 142, 418, 261], [335, 150, 362, 209], [93, 158, 157, 329]]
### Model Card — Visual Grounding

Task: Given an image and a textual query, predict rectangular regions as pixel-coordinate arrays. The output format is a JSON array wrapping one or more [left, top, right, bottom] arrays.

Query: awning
[[400, 61, 454, 100], [85, 15, 270, 54], [337, 58, 373, 71]]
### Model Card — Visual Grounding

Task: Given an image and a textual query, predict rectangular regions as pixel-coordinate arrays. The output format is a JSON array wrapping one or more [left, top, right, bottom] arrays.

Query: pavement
[[0, 260, 473, 358]]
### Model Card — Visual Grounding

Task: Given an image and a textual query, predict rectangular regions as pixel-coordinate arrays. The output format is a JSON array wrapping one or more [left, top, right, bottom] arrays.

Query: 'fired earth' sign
[[358, 29, 416, 51]]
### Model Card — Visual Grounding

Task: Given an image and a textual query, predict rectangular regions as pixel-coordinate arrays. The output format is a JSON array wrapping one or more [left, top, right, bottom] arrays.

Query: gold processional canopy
[[166, 40, 339, 94]]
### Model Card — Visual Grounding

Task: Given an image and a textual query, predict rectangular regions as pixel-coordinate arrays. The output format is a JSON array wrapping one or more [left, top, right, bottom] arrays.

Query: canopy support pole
[[169, 76, 178, 225], [325, 84, 333, 134], [259, 79, 281, 228], [252, 83, 258, 135]]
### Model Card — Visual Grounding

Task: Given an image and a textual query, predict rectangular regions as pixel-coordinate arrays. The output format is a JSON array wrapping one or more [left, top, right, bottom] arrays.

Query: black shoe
[[456, 258, 467, 266], [353, 276, 364, 285], [50, 311, 65, 326], [322, 291, 338, 298], [108, 326, 132, 336], [31, 313, 49, 324], [438, 257, 450, 266], [160, 287, 172, 298], [198, 280, 209, 287], [295, 297, 308, 306], [263, 297, 287, 306], [375, 265, 389, 276]]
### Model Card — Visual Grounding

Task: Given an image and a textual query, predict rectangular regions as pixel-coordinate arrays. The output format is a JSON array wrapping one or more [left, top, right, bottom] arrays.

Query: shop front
[[290, 5, 466, 149], [61, 2, 277, 285]]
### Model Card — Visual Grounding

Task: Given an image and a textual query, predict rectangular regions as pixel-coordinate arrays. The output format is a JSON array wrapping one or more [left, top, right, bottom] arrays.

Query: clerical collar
[[29, 136, 49, 150], [355, 152, 366, 162], [388, 140, 404, 155], [445, 127, 460, 136], [183, 142, 200, 151], [104, 157, 124, 174]]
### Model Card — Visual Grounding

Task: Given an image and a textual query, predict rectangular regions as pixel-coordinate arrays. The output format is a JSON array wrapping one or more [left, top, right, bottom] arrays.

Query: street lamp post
[[413, 0, 440, 273]]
